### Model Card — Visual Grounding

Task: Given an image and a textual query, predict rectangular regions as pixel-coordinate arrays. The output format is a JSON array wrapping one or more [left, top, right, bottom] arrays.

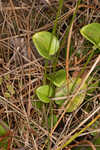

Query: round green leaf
[[32, 31, 59, 59], [80, 23, 100, 48], [36, 85, 54, 103], [47, 69, 66, 87], [55, 78, 87, 112]]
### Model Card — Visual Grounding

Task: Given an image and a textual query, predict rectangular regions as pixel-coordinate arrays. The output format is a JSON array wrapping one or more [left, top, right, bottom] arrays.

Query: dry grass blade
[[66, 22, 73, 93], [0, 0, 100, 149]]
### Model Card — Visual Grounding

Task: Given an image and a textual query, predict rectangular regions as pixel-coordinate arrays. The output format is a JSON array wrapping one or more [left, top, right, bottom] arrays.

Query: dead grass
[[0, 0, 100, 150]]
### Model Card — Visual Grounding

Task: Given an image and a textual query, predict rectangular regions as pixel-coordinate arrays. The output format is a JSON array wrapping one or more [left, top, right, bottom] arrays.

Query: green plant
[[80, 23, 100, 49], [32, 23, 100, 113], [55, 77, 87, 112], [36, 85, 54, 103], [32, 31, 87, 112], [47, 69, 66, 87], [32, 31, 60, 59]]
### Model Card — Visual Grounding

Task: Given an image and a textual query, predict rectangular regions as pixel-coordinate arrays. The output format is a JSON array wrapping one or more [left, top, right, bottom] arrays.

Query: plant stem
[[43, 0, 64, 84], [66, 0, 82, 94], [43, 1, 64, 149]]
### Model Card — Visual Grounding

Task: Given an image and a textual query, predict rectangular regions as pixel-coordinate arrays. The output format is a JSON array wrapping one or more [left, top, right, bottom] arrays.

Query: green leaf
[[80, 23, 100, 48], [55, 78, 87, 112], [47, 69, 66, 87], [67, 78, 87, 112], [55, 82, 72, 105], [32, 31, 60, 59], [36, 85, 54, 103]]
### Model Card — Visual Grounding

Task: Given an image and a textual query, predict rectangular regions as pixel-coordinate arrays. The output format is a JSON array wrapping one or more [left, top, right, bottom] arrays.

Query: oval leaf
[[36, 85, 54, 103], [55, 81, 73, 105], [47, 69, 66, 87], [32, 31, 59, 59], [55, 78, 87, 112], [80, 23, 100, 48], [67, 78, 87, 112]]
